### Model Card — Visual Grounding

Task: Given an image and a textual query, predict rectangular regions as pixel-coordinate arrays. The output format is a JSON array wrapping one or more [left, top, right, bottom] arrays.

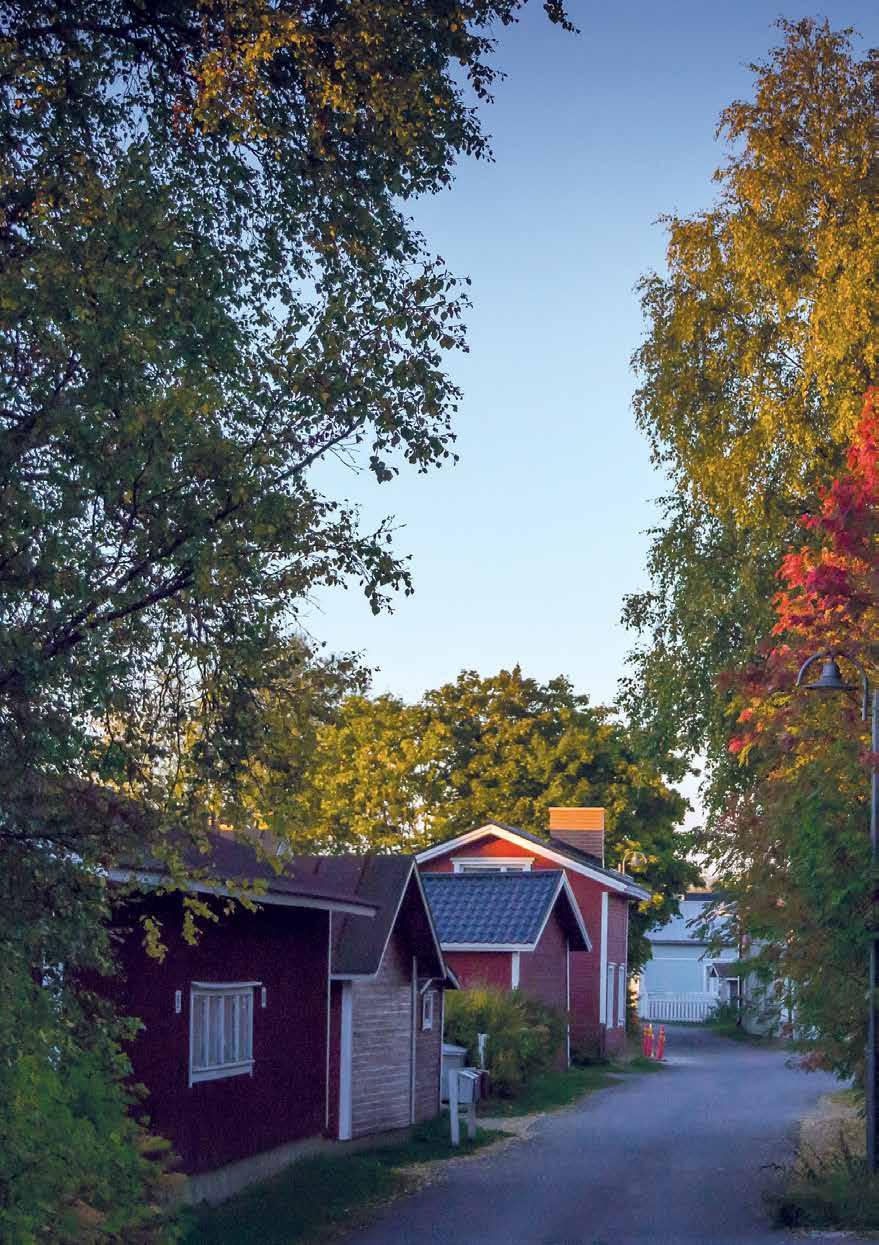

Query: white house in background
[[639, 891, 740, 1021]]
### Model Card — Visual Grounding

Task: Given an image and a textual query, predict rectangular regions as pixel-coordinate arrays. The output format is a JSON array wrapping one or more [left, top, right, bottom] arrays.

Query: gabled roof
[[647, 893, 735, 946], [710, 961, 741, 980], [111, 832, 377, 917], [416, 820, 651, 901], [421, 870, 591, 952], [291, 855, 450, 984]]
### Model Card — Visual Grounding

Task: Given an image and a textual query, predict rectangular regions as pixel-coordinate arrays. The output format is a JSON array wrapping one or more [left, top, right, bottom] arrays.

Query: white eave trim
[[416, 824, 650, 899], [107, 869, 376, 917], [442, 942, 537, 953]]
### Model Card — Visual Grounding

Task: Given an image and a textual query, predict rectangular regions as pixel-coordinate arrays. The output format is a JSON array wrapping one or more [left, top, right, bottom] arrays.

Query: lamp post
[[796, 650, 879, 1172]]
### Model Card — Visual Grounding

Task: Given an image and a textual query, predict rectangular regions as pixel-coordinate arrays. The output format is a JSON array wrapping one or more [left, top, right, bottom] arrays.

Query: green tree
[[0, 4, 574, 1233], [711, 390, 879, 1077], [621, 19, 879, 779], [287, 667, 696, 970]]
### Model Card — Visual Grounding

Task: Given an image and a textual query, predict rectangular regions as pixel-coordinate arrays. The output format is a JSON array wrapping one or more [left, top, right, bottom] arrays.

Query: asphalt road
[[338, 1026, 875, 1245]]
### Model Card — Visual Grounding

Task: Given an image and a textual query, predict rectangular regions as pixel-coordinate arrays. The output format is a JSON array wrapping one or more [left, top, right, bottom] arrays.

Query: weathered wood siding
[[414, 989, 442, 1122], [350, 928, 413, 1138]]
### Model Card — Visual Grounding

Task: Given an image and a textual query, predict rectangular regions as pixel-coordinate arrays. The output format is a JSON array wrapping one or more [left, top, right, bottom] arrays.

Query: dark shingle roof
[[421, 871, 564, 946], [119, 832, 376, 912], [289, 855, 449, 981]]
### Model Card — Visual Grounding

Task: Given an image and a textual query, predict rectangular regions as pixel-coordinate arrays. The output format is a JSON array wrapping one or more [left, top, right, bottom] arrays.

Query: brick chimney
[[548, 807, 605, 865]]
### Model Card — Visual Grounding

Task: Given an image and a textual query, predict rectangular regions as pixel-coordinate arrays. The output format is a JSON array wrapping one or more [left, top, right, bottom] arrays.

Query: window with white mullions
[[189, 983, 256, 1085]]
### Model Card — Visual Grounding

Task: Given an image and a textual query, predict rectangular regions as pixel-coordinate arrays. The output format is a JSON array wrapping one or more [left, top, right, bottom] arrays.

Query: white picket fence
[[640, 992, 718, 1023]]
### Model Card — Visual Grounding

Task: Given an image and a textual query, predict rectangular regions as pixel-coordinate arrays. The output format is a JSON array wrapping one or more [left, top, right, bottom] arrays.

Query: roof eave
[[107, 868, 377, 918]]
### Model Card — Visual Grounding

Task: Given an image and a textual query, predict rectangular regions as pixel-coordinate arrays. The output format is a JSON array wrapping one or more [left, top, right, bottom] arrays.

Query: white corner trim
[[339, 981, 353, 1140], [511, 951, 521, 988], [599, 892, 609, 1025]]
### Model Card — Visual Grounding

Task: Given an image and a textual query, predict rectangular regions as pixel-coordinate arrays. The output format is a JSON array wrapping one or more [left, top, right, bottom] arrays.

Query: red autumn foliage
[[729, 388, 879, 758]]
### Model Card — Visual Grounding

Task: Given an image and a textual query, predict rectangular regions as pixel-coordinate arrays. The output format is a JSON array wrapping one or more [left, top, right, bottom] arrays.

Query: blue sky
[[304, 3, 879, 718]]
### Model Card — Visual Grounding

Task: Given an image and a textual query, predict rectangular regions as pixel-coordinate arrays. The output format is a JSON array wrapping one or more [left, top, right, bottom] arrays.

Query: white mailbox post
[[449, 1068, 480, 1146]]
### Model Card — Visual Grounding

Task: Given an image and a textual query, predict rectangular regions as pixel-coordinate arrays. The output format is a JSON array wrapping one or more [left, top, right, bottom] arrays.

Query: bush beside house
[[444, 987, 567, 1097]]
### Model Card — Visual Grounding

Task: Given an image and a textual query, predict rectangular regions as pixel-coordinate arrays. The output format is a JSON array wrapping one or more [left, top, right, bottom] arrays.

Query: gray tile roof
[[421, 871, 563, 946]]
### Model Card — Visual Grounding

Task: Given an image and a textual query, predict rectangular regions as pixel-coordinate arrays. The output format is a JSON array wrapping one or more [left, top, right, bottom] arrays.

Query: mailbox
[[455, 1069, 480, 1105]]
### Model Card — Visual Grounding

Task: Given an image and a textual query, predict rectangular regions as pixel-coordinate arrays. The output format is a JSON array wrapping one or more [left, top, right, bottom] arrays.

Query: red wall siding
[[107, 896, 329, 1174], [444, 950, 512, 990], [517, 908, 567, 1012], [517, 909, 569, 1068], [604, 894, 630, 1055], [327, 980, 342, 1138], [421, 836, 536, 873]]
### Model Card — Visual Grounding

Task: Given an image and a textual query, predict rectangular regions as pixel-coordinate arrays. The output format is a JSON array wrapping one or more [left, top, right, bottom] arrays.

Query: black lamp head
[[803, 656, 854, 694]]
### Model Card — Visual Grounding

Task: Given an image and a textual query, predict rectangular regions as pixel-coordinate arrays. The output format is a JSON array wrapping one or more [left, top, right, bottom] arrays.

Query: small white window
[[453, 857, 533, 874], [606, 964, 616, 1027], [421, 990, 435, 1031], [617, 965, 626, 1029], [190, 984, 255, 1085]]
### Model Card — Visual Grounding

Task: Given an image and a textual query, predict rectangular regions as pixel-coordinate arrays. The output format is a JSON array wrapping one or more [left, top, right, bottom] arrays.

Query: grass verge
[[770, 1089, 879, 1232], [179, 1115, 504, 1245], [481, 1055, 665, 1118]]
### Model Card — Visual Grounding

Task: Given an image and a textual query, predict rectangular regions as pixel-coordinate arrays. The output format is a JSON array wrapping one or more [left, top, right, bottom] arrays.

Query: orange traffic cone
[[653, 1024, 666, 1061], [642, 1022, 653, 1057]]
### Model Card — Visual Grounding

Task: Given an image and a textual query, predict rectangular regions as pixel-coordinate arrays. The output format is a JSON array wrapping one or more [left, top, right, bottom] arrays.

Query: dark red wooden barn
[[103, 839, 451, 1195]]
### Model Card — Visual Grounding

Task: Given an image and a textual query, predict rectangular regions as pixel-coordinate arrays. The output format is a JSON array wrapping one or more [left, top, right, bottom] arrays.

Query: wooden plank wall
[[415, 990, 442, 1122], [350, 928, 413, 1137]]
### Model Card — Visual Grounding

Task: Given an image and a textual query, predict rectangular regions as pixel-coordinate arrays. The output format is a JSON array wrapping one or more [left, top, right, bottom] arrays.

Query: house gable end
[[417, 823, 646, 899]]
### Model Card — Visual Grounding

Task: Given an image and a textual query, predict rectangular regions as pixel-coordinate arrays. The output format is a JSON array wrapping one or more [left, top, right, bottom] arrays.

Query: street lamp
[[796, 649, 879, 1172], [620, 848, 648, 875]]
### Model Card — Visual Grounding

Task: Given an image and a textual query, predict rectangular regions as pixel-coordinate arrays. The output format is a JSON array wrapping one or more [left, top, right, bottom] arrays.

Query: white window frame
[[606, 963, 616, 1028], [421, 989, 435, 1032], [189, 982, 257, 1086], [617, 964, 626, 1029], [452, 857, 533, 873]]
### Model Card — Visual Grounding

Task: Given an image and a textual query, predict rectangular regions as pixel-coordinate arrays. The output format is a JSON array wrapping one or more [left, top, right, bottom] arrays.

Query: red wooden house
[[417, 808, 650, 1055], [421, 870, 591, 1065], [105, 839, 451, 1199]]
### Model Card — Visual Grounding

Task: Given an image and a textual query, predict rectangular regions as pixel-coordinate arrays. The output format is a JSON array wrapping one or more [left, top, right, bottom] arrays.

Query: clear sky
[[303, 3, 879, 717]]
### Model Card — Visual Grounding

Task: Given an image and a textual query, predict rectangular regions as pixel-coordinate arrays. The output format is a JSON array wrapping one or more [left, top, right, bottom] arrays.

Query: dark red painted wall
[[444, 950, 512, 990], [517, 908, 567, 1013], [327, 980, 342, 1138], [106, 895, 329, 1174]]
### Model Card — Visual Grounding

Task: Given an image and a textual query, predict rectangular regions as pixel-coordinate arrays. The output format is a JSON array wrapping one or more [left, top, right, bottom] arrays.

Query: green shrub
[[443, 987, 567, 1097], [0, 964, 180, 1244], [705, 1001, 740, 1029]]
